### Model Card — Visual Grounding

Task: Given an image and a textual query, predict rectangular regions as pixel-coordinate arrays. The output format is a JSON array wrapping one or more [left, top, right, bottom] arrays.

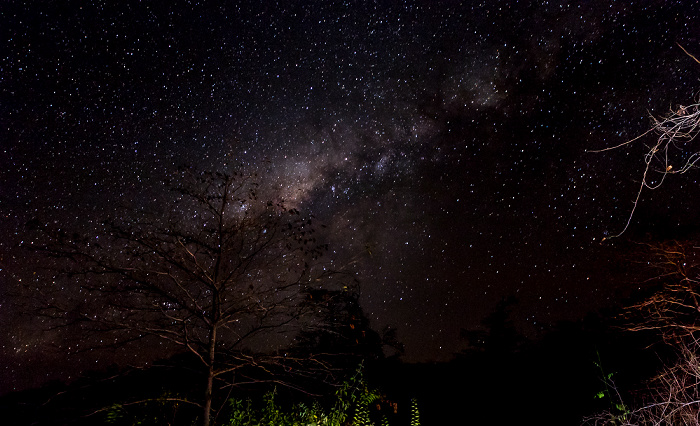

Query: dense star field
[[2, 0, 700, 393]]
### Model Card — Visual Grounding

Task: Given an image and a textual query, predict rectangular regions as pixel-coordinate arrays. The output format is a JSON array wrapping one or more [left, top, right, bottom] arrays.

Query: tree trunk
[[203, 325, 217, 426]]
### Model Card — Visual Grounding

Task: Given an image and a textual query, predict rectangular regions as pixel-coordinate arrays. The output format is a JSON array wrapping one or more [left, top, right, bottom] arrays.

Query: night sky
[[2, 0, 700, 394]]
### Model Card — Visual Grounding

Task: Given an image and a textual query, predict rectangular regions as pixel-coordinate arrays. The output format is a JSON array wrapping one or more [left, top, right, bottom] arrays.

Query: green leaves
[[222, 364, 411, 426], [409, 399, 420, 426]]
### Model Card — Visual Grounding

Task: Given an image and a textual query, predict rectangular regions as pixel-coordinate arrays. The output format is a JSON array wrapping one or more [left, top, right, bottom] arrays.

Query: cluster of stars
[[2, 0, 700, 393]]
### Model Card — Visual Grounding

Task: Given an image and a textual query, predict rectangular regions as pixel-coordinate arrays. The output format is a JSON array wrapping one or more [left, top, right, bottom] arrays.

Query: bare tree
[[582, 241, 700, 426], [583, 45, 700, 426], [591, 45, 700, 241], [623, 240, 700, 343], [637, 337, 700, 425], [23, 167, 351, 426], [590, 102, 700, 240]]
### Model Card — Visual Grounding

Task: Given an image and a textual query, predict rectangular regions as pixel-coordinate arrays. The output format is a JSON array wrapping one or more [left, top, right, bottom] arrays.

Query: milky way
[[2, 0, 700, 392]]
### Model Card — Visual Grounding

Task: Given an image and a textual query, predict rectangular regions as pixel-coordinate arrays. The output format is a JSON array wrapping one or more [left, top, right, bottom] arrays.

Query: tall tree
[[24, 167, 351, 426], [293, 287, 403, 368]]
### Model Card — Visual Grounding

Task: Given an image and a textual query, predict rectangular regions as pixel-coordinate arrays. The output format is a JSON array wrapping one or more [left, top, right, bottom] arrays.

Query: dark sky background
[[2, 0, 700, 394]]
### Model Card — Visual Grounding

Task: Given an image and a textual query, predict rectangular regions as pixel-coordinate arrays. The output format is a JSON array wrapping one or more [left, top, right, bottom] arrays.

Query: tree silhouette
[[23, 167, 352, 426], [293, 287, 403, 368], [460, 296, 523, 357]]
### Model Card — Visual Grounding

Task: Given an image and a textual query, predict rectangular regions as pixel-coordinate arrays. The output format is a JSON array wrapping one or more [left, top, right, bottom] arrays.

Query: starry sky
[[2, 0, 700, 393]]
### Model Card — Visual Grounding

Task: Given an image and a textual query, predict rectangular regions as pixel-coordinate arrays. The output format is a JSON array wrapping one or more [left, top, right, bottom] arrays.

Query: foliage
[[584, 242, 700, 425], [96, 364, 414, 426], [584, 339, 700, 425], [583, 240, 700, 425], [587, 352, 629, 425], [221, 366, 401, 426], [409, 399, 420, 426]]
